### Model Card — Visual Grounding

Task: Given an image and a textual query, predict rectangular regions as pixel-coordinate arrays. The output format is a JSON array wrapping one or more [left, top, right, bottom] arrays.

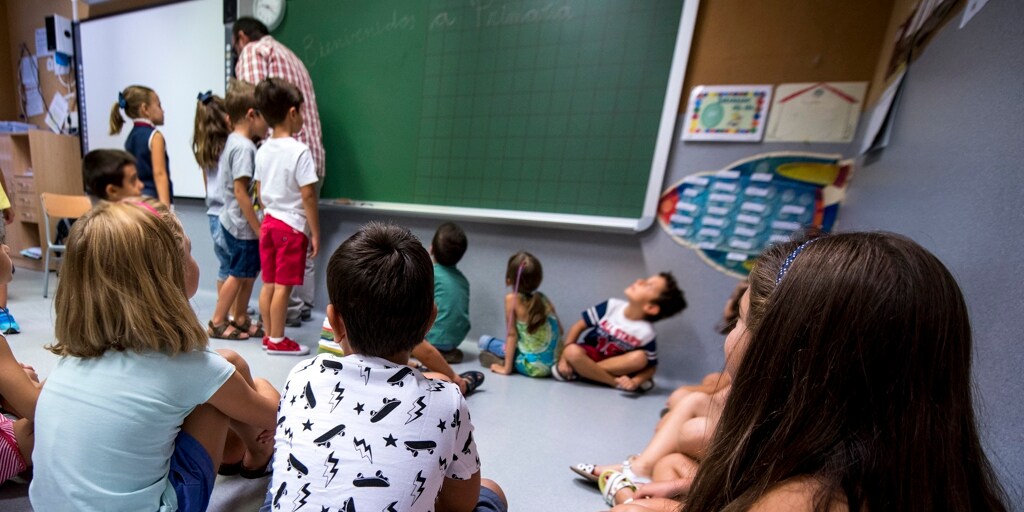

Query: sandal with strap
[[208, 320, 249, 340], [231, 317, 265, 338], [570, 463, 600, 484], [459, 371, 485, 395], [621, 456, 651, 484], [598, 470, 637, 507]]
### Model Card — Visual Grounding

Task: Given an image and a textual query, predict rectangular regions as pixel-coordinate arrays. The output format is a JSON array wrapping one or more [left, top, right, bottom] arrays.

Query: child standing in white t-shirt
[[254, 77, 320, 355]]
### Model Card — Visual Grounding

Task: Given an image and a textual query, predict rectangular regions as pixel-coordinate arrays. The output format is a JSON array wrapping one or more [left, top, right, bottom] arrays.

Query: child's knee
[[480, 478, 507, 507], [624, 350, 648, 368], [562, 343, 585, 361], [216, 349, 251, 376]]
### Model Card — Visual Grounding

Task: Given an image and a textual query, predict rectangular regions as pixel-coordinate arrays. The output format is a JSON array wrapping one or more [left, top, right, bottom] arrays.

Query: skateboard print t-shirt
[[269, 354, 480, 512]]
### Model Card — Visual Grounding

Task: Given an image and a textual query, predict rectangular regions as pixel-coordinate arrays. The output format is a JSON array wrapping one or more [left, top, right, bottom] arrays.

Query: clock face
[[253, 0, 286, 32]]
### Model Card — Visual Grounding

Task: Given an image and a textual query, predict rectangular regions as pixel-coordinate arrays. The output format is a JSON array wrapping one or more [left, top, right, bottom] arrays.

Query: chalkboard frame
[[285, 1, 700, 232]]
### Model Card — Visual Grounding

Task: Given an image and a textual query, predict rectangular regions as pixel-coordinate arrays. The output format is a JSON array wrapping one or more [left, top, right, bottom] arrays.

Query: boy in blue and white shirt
[[554, 273, 687, 392]]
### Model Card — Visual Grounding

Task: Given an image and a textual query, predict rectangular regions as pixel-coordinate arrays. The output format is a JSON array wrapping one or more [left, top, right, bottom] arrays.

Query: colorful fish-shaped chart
[[658, 152, 853, 278]]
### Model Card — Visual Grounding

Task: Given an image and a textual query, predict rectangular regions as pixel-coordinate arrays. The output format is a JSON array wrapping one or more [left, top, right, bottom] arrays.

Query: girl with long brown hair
[[611, 232, 1008, 511], [479, 251, 563, 377]]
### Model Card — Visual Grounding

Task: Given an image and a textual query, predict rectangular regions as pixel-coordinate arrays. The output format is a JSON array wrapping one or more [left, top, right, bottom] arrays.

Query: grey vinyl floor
[[0, 255, 676, 511]]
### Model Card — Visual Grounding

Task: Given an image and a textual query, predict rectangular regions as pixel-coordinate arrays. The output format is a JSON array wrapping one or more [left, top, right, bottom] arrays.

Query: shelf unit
[[0, 131, 83, 271]]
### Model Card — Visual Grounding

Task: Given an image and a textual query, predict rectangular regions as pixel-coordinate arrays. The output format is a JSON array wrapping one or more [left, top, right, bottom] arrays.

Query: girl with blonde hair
[[30, 200, 280, 511]]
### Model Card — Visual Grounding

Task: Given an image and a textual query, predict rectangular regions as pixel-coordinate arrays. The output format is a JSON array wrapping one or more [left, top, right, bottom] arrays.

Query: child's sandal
[[231, 318, 265, 338], [598, 470, 637, 507], [208, 320, 249, 340]]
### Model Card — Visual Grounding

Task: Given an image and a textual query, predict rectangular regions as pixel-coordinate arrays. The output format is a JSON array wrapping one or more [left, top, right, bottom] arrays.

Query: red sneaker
[[266, 337, 310, 356], [262, 336, 270, 351]]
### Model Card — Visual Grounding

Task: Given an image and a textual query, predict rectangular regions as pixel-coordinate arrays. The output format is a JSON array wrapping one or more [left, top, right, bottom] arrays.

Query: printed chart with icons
[[658, 152, 854, 278], [682, 85, 773, 142]]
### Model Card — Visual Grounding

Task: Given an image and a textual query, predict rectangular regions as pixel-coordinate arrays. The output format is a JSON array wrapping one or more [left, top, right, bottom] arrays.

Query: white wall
[[78, 0, 225, 198]]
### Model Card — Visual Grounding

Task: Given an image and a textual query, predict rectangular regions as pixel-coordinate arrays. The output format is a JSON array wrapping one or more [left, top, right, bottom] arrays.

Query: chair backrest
[[40, 193, 93, 248], [40, 193, 92, 220]]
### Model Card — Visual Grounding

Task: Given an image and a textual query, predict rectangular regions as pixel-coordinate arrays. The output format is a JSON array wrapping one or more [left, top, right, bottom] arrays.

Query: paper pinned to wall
[[860, 69, 907, 155], [765, 82, 868, 143], [45, 93, 69, 133], [19, 57, 38, 87], [34, 27, 52, 57], [25, 88, 45, 117], [682, 85, 773, 142], [960, 0, 990, 28]]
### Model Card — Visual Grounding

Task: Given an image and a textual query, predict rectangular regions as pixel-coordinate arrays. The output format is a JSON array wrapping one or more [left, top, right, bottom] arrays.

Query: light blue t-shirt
[[30, 349, 235, 512]]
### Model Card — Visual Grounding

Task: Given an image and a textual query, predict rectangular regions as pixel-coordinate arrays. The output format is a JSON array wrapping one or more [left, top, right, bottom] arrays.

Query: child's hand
[[615, 375, 639, 391], [20, 363, 39, 383], [634, 480, 688, 499], [309, 234, 320, 258], [490, 364, 512, 375], [256, 428, 275, 444]]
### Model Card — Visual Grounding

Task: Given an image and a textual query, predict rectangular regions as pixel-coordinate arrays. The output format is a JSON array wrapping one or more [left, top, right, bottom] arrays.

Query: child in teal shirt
[[425, 222, 471, 363]]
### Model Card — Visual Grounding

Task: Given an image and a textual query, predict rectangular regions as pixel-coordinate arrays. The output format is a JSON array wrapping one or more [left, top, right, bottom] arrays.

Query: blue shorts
[[209, 215, 231, 281], [475, 486, 507, 512], [169, 431, 215, 512], [222, 225, 261, 279]]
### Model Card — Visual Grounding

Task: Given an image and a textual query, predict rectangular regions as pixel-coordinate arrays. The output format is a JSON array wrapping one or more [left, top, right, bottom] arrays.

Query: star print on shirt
[[302, 419, 314, 431], [383, 434, 397, 447], [436, 419, 447, 432], [354, 402, 365, 414], [290, 395, 297, 405]]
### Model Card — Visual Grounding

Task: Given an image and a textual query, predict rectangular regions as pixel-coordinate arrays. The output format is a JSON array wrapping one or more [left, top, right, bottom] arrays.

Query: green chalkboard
[[275, 0, 697, 228]]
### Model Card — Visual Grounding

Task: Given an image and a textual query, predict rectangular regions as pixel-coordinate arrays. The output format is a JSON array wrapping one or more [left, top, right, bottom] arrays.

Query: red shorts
[[260, 214, 308, 286], [580, 344, 607, 362]]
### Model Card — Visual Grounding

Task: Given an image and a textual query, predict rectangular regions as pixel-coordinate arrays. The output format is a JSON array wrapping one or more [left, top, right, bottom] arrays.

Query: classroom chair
[[39, 192, 92, 298]]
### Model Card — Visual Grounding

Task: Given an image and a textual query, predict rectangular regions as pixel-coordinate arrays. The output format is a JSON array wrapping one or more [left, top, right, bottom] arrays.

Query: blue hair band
[[117, 91, 127, 109], [775, 239, 817, 285], [197, 90, 214, 105]]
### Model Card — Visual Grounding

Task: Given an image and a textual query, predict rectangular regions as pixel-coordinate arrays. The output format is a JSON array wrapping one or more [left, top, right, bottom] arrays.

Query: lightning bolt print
[[353, 437, 374, 463], [451, 409, 462, 437], [291, 482, 310, 511], [328, 382, 345, 412], [405, 396, 427, 424], [322, 451, 339, 486], [297, 358, 317, 373], [382, 502, 399, 512], [410, 470, 427, 504], [360, 366, 371, 384]]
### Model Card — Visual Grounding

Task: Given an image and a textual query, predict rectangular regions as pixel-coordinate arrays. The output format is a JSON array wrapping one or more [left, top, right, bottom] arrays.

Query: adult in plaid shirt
[[233, 17, 324, 324]]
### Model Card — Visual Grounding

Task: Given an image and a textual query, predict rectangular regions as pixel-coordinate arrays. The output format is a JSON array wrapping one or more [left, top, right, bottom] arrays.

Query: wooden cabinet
[[0, 131, 83, 270]]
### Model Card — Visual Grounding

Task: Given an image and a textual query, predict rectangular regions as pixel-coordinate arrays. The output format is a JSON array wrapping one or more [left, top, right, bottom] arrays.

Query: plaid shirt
[[236, 36, 325, 178]]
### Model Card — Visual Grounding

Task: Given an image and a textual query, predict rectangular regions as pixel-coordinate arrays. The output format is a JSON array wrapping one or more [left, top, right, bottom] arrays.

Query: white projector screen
[[77, 0, 226, 199]]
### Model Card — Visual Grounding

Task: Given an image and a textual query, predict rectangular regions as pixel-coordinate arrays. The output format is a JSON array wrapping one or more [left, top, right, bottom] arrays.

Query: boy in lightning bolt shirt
[[263, 222, 506, 512]]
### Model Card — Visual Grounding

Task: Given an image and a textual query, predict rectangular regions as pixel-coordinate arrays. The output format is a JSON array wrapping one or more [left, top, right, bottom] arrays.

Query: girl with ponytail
[[479, 251, 563, 377]]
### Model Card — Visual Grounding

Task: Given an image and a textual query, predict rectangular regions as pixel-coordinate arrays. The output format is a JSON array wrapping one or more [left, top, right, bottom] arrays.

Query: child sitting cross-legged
[[263, 222, 506, 512], [553, 273, 686, 391], [30, 200, 281, 511]]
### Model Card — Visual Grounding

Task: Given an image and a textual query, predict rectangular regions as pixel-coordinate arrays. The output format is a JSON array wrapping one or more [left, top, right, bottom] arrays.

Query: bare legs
[[558, 344, 648, 388]]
